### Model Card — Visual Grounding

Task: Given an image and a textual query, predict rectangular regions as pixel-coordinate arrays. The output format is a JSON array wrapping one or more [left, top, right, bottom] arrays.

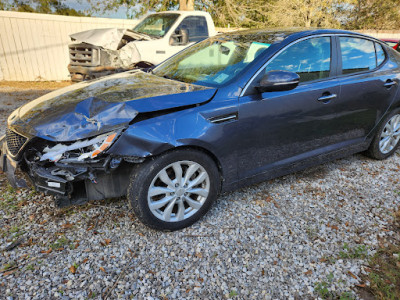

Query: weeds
[[228, 290, 238, 298], [25, 264, 35, 271], [50, 236, 72, 250], [1, 261, 16, 271], [338, 243, 368, 259], [358, 208, 400, 299], [362, 245, 400, 299], [314, 273, 355, 299], [306, 226, 319, 241]]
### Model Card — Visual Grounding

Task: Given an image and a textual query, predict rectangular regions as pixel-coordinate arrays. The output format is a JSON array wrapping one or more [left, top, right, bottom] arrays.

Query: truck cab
[[68, 11, 217, 81]]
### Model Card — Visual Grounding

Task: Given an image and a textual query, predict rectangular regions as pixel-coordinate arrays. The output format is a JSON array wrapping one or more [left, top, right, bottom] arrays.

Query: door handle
[[317, 94, 337, 103], [384, 79, 397, 88]]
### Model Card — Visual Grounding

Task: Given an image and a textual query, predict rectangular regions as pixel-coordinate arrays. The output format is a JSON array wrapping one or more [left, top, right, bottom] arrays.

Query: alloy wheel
[[147, 160, 210, 222], [379, 114, 400, 154]]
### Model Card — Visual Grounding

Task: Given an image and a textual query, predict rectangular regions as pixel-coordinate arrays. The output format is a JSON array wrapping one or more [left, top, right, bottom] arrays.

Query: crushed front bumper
[[0, 135, 132, 207]]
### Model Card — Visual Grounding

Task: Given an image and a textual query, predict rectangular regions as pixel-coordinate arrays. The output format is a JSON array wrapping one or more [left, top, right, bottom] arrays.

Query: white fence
[[0, 11, 138, 81]]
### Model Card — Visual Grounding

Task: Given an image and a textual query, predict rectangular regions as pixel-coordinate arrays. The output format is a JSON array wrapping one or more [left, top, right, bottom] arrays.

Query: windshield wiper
[[162, 75, 185, 83]]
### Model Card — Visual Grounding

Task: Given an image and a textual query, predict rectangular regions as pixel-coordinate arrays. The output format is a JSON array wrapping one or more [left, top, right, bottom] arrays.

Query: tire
[[127, 149, 220, 231], [365, 108, 400, 160]]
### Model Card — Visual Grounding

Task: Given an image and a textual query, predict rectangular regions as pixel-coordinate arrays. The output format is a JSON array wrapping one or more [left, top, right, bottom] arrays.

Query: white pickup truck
[[68, 11, 217, 81]]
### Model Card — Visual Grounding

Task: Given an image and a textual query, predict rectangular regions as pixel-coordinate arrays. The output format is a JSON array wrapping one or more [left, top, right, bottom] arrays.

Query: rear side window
[[177, 16, 209, 42], [339, 37, 376, 74], [375, 43, 386, 66], [263, 36, 331, 83]]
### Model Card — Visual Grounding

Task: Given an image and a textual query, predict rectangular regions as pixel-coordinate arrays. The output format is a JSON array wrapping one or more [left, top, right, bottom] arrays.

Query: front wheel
[[366, 109, 400, 160], [127, 149, 220, 231]]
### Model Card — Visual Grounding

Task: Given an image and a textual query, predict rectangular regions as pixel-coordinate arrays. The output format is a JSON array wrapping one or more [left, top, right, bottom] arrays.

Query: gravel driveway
[[0, 83, 399, 299]]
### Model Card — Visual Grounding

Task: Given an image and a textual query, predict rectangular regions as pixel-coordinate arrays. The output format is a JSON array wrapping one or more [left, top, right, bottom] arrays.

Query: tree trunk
[[179, 0, 194, 11], [179, 0, 187, 10], [187, 0, 194, 10]]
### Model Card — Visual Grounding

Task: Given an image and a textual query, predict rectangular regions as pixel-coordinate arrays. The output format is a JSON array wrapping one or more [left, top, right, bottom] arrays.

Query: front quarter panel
[[107, 91, 240, 188]]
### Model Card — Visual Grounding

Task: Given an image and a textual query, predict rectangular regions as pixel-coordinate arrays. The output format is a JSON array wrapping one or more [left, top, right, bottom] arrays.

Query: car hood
[[70, 28, 151, 50], [8, 71, 216, 142]]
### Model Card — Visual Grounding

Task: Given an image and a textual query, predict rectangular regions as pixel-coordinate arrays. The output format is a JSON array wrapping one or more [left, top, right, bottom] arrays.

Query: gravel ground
[[1, 83, 399, 299]]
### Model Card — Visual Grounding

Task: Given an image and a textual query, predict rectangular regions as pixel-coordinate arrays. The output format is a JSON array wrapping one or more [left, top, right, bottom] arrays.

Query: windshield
[[133, 13, 179, 37], [153, 37, 271, 87]]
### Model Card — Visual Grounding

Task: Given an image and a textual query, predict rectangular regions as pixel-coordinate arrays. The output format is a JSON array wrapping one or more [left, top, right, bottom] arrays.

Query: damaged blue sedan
[[1, 29, 400, 230]]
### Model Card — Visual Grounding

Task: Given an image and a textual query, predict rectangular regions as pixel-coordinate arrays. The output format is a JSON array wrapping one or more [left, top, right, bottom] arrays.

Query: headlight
[[40, 131, 119, 162]]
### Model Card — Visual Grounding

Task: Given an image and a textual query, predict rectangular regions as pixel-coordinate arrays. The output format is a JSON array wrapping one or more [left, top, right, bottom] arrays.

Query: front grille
[[6, 128, 27, 156], [69, 43, 100, 67]]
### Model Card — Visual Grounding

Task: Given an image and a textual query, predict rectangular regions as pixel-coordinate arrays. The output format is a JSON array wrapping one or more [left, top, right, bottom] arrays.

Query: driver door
[[237, 36, 342, 179]]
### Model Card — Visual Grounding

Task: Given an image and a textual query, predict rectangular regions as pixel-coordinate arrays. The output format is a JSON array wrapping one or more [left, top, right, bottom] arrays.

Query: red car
[[382, 38, 400, 52]]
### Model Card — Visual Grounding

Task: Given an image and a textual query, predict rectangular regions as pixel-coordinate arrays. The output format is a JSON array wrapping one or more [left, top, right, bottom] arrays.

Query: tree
[[265, 0, 345, 28], [90, 0, 198, 19], [1, 0, 86, 16], [345, 0, 400, 30], [3, 0, 399, 30]]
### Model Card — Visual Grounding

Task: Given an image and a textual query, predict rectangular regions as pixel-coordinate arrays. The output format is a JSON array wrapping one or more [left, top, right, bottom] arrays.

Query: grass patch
[[25, 264, 35, 271], [361, 244, 400, 299], [0, 185, 27, 213], [359, 208, 400, 299], [1, 261, 16, 271], [50, 236, 72, 250], [314, 273, 355, 299], [338, 243, 368, 260], [228, 290, 238, 298]]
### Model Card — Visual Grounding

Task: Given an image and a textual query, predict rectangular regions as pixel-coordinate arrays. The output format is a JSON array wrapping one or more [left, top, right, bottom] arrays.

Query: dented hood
[[70, 28, 150, 50], [8, 71, 216, 142], [70, 28, 126, 50]]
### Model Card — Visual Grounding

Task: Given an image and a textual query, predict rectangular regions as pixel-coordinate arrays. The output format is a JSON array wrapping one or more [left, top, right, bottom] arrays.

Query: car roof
[[152, 10, 211, 17], [219, 28, 384, 45], [381, 38, 399, 42]]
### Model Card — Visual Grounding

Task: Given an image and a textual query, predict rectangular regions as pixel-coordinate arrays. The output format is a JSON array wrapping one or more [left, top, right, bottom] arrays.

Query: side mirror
[[169, 28, 189, 46], [256, 70, 300, 92]]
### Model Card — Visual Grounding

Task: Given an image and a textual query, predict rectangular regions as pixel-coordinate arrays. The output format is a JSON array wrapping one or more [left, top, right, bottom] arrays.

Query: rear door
[[335, 36, 400, 142]]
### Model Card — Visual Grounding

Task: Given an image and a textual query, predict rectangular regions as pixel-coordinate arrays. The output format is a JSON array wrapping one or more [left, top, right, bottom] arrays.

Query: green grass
[[362, 245, 400, 299], [314, 273, 355, 300], [25, 264, 35, 271], [338, 243, 368, 260], [1, 261, 16, 271], [0, 185, 28, 213], [228, 290, 238, 298], [50, 236, 72, 250], [359, 208, 400, 299]]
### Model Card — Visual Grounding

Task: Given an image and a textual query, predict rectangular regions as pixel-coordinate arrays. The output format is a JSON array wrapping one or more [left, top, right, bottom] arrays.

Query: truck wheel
[[127, 149, 220, 231]]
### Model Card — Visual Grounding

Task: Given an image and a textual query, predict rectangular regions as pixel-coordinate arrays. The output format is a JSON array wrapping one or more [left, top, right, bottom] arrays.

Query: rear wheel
[[127, 149, 220, 231], [366, 109, 400, 160]]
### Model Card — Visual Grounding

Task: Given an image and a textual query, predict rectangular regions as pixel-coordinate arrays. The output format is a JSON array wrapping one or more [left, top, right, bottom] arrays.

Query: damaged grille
[[69, 43, 100, 67], [6, 128, 27, 156]]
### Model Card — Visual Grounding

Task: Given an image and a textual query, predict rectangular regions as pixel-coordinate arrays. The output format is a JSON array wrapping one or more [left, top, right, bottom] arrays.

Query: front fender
[[108, 108, 218, 157], [107, 101, 240, 188]]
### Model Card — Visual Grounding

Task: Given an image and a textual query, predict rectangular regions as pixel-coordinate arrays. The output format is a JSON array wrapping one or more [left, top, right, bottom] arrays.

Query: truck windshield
[[133, 13, 180, 37], [153, 37, 272, 87]]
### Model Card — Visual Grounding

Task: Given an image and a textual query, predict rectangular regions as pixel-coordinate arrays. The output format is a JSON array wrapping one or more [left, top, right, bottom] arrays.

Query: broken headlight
[[40, 131, 119, 162]]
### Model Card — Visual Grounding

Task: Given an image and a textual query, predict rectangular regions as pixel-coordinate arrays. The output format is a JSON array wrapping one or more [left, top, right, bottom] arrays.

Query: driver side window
[[176, 16, 209, 42], [264, 37, 332, 83]]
